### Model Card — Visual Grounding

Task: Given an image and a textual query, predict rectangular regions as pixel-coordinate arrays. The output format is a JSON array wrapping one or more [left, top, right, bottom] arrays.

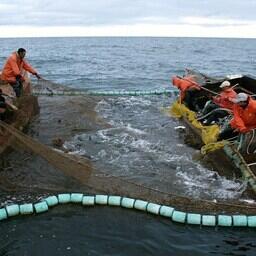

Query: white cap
[[219, 81, 231, 88], [232, 92, 248, 103]]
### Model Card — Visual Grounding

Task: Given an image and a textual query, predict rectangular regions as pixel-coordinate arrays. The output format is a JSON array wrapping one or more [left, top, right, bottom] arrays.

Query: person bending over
[[1, 48, 41, 97], [219, 93, 256, 140], [172, 75, 201, 111], [200, 81, 236, 125]]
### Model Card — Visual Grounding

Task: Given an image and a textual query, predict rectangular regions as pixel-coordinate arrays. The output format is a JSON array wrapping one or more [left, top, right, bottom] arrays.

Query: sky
[[0, 0, 256, 38]]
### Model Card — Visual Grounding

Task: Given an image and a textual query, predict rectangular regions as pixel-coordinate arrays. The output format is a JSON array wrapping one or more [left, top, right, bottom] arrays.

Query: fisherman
[[172, 75, 201, 111], [0, 48, 41, 97], [219, 93, 256, 140], [200, 80, 237, 125]]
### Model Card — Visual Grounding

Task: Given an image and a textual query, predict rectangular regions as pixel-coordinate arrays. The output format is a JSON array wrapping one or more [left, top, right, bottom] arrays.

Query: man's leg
[[184, 88, 199, 111], [12, 79, 23, 97], [219, 124, 238, 140]]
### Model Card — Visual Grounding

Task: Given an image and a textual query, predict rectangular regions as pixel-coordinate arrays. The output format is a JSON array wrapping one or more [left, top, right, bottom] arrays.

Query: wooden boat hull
[[0, 95, 39, 155], [171, 71, 256, 196], [183, 114, 256, 189]]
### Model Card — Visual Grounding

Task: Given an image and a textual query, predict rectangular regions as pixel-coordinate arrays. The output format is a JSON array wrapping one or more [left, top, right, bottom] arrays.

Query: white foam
[[174, 126, 186, 130], [68, 149, 87, 156], [162, 154, 189, 162], [97, 130, 110, 141], [130, 139, 152, 150], [175, 165, 247, 199], [239, 199, 256, 204], [124, 124, 146, 135]]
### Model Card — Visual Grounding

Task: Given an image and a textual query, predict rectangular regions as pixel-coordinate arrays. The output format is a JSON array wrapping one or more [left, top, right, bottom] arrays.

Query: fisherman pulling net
[[1, 66, 256, 216]]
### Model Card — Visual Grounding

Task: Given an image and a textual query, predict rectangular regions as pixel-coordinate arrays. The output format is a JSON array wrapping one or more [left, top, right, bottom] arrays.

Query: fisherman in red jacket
[[172, 75, 201, 111], [219, 93, 256, 140], [230, 93, 256, 133], [1, 48, 41, 97], [200, 81, 237, 125]]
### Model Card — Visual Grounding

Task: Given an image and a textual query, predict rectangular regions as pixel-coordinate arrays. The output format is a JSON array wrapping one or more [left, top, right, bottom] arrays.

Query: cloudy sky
[[0, 0, 255, 38]]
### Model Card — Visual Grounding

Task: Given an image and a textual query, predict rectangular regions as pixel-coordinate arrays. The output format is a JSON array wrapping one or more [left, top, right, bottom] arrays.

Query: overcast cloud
[[0, 0, 255, 37]]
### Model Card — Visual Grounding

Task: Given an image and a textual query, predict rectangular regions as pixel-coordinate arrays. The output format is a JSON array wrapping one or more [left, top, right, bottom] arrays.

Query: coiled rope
[[1, 193, 256, 228]]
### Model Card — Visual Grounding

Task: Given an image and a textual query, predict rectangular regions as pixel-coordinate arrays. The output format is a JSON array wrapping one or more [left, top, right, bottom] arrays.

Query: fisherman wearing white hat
[[219, 92, 256, 140], [230, 93, 256, 133], [219, 80, 231, 88], [231, 92, 248, 104], [200, 80, 237, 125]]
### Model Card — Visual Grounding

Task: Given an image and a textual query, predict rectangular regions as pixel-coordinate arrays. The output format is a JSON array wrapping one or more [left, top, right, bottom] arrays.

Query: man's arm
[[22, 60, 37, 75], [9, 57, 21, 77], [231, 106, 247, 132], [23, 60, 42, 79]]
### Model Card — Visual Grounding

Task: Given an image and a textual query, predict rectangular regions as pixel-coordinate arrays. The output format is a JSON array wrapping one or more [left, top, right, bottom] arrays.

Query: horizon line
[[0, 35, 256, 39]]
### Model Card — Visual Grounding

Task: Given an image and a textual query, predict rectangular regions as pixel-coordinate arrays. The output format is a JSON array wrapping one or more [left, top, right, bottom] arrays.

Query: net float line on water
[[1, 193, 256, 228]]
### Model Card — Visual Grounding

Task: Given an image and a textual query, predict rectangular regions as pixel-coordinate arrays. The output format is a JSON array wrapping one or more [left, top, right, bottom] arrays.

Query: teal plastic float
[[0, 193, 256, 228], [82, 196, 95, 206], [33, 89, 176, 97], [134, 200, 148, 211], [20, 204, 34, 215]]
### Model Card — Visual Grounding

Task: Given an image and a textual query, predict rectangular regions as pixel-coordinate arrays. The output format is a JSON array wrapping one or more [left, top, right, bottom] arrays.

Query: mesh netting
[[170, 101, 220, 145], [0, 121, 93, 180], [1, 120, 256, 215]]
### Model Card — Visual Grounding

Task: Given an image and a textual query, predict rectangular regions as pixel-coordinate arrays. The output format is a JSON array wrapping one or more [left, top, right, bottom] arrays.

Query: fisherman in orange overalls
[[1, 48, 41, 97], [200, 81, 237, 125], [219, 93, 256, 140], [231, 93, 256, 133], [172, 75, 201, 111]]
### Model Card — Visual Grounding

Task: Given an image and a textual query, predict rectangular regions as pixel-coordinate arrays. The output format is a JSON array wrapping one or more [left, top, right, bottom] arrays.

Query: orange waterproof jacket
[[212, 88, 237, 110], [1, 52, 37, 83], [172, 75, 200, 101], [230, 98, 256, 133]]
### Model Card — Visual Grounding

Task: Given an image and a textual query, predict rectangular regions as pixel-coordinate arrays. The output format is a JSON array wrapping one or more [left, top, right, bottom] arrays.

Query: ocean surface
[[0, 37, 256, 255]]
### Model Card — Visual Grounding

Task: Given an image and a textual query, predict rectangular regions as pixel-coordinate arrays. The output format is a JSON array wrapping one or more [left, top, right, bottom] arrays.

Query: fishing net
[[0, 121, 93, 181], [1, 120, 256, 214], [170, 101, 220, 145], [35, 78, 73, 91], [33, 78, 84, 96], [200, 141, 228, 155], [1, 76, 256, 215]]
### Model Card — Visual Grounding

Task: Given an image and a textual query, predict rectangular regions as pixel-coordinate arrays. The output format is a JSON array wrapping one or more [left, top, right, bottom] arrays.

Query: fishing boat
[[170, 69, 256, 196], [0, 74, 39, 155]]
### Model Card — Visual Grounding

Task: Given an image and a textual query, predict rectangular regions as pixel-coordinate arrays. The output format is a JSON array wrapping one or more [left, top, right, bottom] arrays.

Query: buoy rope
[[33, 89, 178, 97], [1, 193, 256, 228], [246, 129, 256, 154]]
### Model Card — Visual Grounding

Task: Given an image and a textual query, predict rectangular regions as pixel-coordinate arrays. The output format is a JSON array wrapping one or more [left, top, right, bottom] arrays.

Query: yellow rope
[[169, 101, 224, 153]]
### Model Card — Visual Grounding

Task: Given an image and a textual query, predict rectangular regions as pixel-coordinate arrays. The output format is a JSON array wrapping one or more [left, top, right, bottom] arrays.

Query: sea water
[[0, 37, 256, 256]]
